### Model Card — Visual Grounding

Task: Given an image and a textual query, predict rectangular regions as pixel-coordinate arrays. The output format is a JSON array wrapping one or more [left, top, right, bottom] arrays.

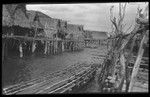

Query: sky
[[26, 2, 148, 33]]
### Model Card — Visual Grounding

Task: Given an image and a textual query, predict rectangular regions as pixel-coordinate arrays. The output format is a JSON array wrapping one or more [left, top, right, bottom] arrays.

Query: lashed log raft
[[3, 63, 98, 94]]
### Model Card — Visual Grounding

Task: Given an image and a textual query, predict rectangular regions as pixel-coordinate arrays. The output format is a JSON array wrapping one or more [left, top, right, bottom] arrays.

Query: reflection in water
[[2, 46, 107, 88]]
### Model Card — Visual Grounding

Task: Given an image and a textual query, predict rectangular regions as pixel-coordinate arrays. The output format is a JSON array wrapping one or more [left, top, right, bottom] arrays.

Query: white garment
[[19, 44, 23, 52], [19, 44, 23, 58], [44, 41, 48, 54], [32, 42, 36, 53], [62, 41, 64, 52]]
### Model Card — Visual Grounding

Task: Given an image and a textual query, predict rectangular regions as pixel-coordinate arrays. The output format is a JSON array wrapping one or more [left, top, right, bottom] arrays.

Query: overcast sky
[[26, 2, 148, 32]]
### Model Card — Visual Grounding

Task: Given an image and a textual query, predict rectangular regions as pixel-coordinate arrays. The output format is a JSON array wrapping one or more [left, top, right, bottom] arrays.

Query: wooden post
[[52, 40, 54, 54], [2, 39, 6, 63], [44, 41, 48, 55], [62, 40, 64, 52], [128, 32, 148, 92]]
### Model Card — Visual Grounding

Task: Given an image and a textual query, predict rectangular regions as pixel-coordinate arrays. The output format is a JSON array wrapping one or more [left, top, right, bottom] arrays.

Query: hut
[[2, 4, 31, 36], [54, 19, 68, 53], [92, 31, 108, 46], [56, 19, 68, 39], [2, 4, 34, 59], [27, 10, 68, 54], [27, 10, 45, 38], [90, 31, 108, 40], [66, 24, 84, 40], [83, 30, 93, 39], [66, 24, 85, 51], [27, 10, 68, 39], [83, 30, 108, 47]]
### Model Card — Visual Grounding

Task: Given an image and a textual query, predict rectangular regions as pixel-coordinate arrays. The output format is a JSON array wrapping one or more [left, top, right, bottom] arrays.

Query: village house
[[27, 10, 45, 38], [83, 30, 108, 47], [65, 24, 85, 50], [2, 4, 33, 59], [83, 30, 93, 39], [66, 24, 84, 40], [2, 4, 31, 36], [27, 10, 55, 38], [54, 18, 67, 39], [27, 10, 68, 54], [27, 10, 68, 40], [89, 30, 108, 40]]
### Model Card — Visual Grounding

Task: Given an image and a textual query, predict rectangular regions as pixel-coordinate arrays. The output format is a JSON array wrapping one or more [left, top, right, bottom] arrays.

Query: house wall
[[88, 31, 108, 40]]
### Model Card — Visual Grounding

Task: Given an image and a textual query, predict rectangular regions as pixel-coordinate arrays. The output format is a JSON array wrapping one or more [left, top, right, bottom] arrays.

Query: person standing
[[19, 43, 23, 58]]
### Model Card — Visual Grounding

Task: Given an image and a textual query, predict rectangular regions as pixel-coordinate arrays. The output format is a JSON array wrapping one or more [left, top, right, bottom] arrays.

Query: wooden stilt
[[44, 41, 48, 55], [2, 39, 6, 63], [62, 41, 64, 52]]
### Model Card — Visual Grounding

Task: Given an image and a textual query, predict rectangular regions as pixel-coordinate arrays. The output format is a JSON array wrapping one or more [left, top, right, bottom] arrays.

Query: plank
[[128, 32, 148, 92]]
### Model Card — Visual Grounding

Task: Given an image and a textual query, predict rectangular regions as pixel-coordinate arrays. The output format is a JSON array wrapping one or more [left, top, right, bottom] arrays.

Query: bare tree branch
[[124, 23, 133, 33]]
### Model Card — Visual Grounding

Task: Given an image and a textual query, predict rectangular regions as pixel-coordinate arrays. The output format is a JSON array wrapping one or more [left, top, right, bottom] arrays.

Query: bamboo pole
[[128, 31, 148, 92]]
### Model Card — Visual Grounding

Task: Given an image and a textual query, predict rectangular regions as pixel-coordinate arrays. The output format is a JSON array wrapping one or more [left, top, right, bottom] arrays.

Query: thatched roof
[[66, 24, 84, 39], [27, 10, 64, 38], [3, 4, 30, 28], [27, 10, 44, 29], [58, 20, 68, 32], [13, 8, 30, 28], [2, 5, 13, 26]]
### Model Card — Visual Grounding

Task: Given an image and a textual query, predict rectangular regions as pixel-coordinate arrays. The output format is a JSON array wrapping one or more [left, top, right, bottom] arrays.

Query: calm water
[[2, 46, 107, 88]]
